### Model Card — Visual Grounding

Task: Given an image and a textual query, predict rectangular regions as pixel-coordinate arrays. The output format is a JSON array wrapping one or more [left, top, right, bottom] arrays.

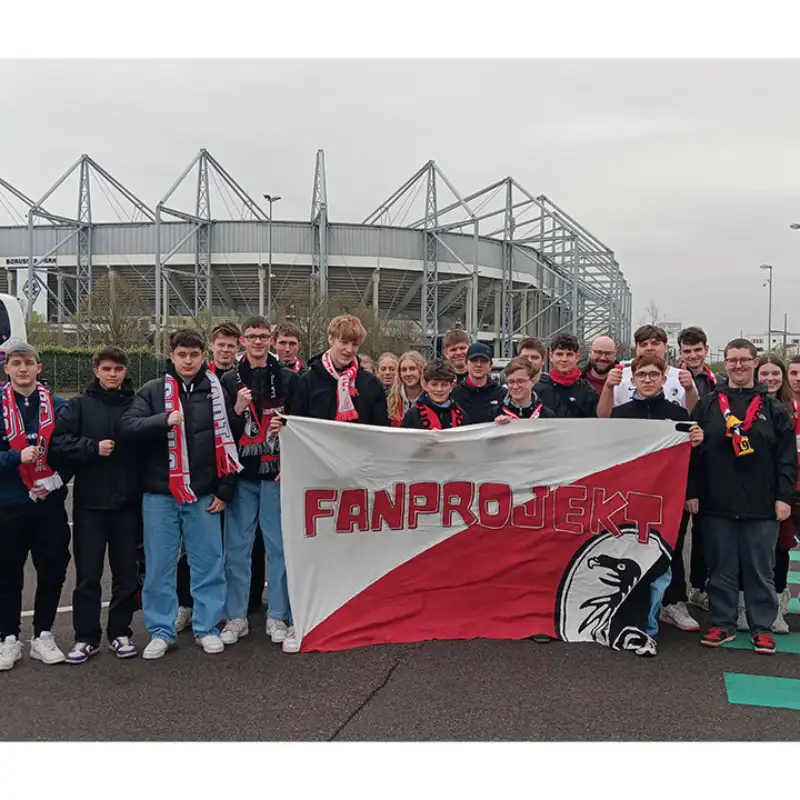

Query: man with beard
[[581, 336, 617, 396]]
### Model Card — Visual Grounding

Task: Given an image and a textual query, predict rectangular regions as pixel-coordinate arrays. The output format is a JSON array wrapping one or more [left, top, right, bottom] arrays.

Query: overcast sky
[[1, 59, 798, 353]]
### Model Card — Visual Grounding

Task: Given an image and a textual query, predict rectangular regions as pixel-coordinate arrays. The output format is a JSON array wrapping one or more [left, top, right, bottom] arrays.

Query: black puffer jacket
[[120, 364, 237, 502], [488, 392, 556, 421], [692, 385, 797, 519], [52, 377, 140, 510], [535, 373, 598, 419], [291, 353, 390, 426], [450, 379, 506, 425]]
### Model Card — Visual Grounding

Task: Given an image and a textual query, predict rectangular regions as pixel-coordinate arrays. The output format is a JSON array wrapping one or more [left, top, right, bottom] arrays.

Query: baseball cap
[[2, 339, 39, 361], [466, 342, 492, 362]]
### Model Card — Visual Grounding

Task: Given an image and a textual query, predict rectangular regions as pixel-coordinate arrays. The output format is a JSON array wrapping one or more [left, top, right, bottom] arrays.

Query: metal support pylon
[[76, 157, 93, 344], [500, 179, 515, 358], [195, 151, 212, 314], [310, 149, 329, 304], [422, 163, 438, 353]]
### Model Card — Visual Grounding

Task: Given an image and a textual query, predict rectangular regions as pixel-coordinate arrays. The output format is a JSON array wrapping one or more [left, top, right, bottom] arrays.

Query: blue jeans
[[224, 479, 291, 623], [646, 566, 672, 637], [141, 493, 226, 641]]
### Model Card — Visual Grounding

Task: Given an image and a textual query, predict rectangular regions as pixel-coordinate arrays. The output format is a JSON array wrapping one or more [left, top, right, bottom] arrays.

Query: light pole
[[263, 194, 282, 323], [760, 263, 773, 354]]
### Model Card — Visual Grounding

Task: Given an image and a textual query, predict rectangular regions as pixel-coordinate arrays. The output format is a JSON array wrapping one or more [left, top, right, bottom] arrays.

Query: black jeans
[[177, 524, 265, 614], [688, 513, 708, 591], [663, 510, 691, 606], [774, 547, 790, 594], [72, 506, 140, 646], [0, 500, 71, 640]]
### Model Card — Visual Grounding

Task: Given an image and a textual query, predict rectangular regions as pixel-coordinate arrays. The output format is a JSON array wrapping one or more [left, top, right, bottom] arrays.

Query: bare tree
[[74, 273, 151, 349], [639, 301, 664, 327]]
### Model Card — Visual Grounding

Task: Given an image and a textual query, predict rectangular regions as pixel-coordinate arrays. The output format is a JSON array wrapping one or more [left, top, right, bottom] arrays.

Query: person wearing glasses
[[220, 317, 299, 653], [581, 336, 617, 397], [610, 353, 703, 656], [689, 339, 797, 656]]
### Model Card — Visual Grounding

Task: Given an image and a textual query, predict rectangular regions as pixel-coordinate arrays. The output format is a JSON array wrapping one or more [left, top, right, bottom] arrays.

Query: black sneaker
[[529, 634, 552, 644]]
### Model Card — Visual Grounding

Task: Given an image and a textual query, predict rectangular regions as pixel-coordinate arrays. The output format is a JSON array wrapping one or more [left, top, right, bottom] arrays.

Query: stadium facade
[[0, 149, 632, 353]]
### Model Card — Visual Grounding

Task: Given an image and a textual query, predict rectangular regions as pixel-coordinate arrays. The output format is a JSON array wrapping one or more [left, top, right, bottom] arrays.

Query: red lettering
[[370, 484, 406, 531], [477, 482, 513, 529], [624, 491, 664, 543], [304, 488, 339, 537], [335, 488, 370, 533], [441, 481, 477, 528], [511, 486, 550, 529], [407, 481, 441, 529], [553, 485, 589, 535], [589, 488, 628, 536]]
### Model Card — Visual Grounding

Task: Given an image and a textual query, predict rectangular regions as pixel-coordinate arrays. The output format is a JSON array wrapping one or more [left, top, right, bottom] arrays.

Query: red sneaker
[[752, 633, 776, 655], [700, 627, 736, 647]]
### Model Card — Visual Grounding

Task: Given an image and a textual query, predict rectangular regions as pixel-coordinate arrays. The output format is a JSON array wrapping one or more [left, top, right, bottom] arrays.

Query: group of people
[[0, 313, 797, 671]]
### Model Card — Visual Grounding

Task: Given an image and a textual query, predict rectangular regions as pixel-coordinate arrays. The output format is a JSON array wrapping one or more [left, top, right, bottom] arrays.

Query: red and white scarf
[[164, 371, 242, 504], [286, 358, 303, 373], [321, 351, 359, 421], [1, 381, 63, 500], [236, 355, 284, 476]]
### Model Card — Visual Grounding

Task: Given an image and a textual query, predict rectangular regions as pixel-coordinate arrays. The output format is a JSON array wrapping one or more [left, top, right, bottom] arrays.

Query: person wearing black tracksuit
[[534, 332, 598, 419], [690, 339, 797, 655], [52, 347, 141, 663], [450, 343, 505, 425]]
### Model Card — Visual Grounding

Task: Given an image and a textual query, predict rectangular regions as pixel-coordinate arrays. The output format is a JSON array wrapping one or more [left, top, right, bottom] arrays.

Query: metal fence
[[38, 351, 164, 395]]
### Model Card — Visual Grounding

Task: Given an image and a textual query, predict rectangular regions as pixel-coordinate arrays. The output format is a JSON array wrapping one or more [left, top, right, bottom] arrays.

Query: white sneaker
[[0, 636, 23, 671], [772, 610, 790, 634], [196, 634, 225, 654], [266, 617, 288, 643], [282, 626, 300, 654], [30, 632, 66, 665], [737, 606, 749, 632], [687, 589, 709, 612], [220, 618, 249, 645], [175, 607, 193, 633], [658, 602, 700, 631], [779, 587, 791, 617], [142, 637, 170, 660]]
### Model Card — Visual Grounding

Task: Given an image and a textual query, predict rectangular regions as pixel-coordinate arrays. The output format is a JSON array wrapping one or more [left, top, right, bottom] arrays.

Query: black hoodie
[[52, 377, 140, 510], [450, 378, 506, 425], [291, 353, 390, 426], [691, 384, 797, 519]]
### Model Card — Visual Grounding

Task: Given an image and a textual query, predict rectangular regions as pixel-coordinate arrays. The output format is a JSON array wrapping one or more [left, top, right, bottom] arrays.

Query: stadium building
[[0, 149, 632, 354]]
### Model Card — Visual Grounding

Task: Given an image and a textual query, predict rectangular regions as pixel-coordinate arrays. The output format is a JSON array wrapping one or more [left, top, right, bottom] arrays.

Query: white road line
[[21, 601, 109, 619]]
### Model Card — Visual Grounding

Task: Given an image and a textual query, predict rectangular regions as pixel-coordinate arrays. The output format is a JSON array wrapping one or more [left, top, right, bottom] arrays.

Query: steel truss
[[3, 149, 631, 354], [154, 149, 268, 351]]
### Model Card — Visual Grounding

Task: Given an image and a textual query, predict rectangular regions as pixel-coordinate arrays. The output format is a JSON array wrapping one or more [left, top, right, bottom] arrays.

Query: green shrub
[[38, 347, 163, 394]]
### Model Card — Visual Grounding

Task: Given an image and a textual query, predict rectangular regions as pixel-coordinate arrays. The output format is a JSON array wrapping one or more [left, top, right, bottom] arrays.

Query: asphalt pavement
[[6, 521, 800, 741]]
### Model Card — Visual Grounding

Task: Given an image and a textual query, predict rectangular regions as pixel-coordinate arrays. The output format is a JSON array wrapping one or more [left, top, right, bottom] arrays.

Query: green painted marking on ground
[[790, 551, 800, 563], [787, 572, 800, 585], [723, 632, 800, 654], [724, 672, 800, 710], [790, 598, 800, 615]]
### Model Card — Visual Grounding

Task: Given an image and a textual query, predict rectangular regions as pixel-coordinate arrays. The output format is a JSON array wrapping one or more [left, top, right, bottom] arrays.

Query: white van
[[0, 294, 27, 365]]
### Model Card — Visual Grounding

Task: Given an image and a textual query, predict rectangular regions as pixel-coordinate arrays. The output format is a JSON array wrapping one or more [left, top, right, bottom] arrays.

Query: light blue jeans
[[141, 493, 225, 641], [224, 479, 291, 623], [646, 565, 672, 637]]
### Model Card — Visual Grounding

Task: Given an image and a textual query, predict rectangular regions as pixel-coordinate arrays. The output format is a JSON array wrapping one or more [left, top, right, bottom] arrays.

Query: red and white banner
[[281, 418, 691, 653]]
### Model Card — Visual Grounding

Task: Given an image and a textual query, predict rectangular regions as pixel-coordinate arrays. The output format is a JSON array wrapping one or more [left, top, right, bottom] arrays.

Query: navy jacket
[[0, 388, 70, 508]]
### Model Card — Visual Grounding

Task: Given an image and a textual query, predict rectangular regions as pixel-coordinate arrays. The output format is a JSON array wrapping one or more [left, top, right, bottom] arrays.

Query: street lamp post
[[263, 194, 282, 323], [760, 263, 773, 354]]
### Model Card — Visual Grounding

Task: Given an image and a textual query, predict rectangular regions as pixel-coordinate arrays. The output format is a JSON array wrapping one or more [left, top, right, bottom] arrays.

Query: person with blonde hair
[[291, 315, 389, 426], [388, 350, 426, 427], [376, 352, 399, 393]]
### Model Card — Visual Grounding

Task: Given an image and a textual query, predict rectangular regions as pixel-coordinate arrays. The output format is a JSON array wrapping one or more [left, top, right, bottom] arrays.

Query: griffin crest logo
[[556, 524, 670, 651]]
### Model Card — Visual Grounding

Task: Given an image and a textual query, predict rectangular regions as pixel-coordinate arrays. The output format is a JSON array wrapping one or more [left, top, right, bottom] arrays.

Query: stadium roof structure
[[0, 149, 632, 352]]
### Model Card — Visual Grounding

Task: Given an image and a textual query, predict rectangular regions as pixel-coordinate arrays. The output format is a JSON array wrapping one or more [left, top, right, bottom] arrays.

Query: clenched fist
[[606, 367, 623, 387], [20, 445, 40, 465], [678, 369, 695, 390], [235, 387, 253, 416], [98, 440, 115, 457], [167, 410, 184, 427]]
